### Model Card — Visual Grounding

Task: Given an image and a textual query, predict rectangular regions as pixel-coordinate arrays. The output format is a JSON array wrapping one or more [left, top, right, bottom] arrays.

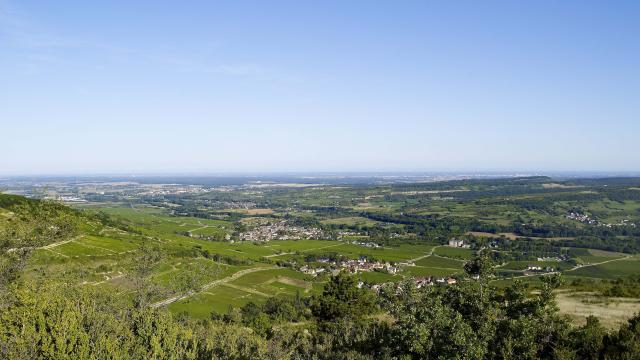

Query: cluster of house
[[448, 238, 471, 248], [189, 232, 231, 241], [537, 254, 570, 262], [602, 219, 636, 228], [567, 212, 636, 228], [414, 276, 458, 287], [299, 265, 328, 276], [567, 212, 597, 224], [349, 240, 381, 248], [368, 276, 458, 293], [55, 195, 87, 203], [239, 221, 324, 241], [336, 231, 365, 239], [341, 258, 399, 274], [299, 257, 399, 276], [47, 183, 212, 203], [525, 265, 555, 273]]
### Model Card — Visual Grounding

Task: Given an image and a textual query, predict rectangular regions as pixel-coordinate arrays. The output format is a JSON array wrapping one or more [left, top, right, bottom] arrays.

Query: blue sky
[[1, 0, 638, 174]]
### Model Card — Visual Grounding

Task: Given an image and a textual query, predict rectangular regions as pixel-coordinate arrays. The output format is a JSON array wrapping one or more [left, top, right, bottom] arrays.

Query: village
[[366, 276, 460, 295], [348, 240, 381, 248], [299, 256, 399, 277], [298, 257, 460, 292], [239, 220, 325, 241], [567, 211, 636, 228], [525, 264, 556, 273], [567, 211, 597, 225]]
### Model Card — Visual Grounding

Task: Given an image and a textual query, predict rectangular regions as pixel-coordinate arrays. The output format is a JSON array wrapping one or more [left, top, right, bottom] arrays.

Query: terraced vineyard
[[4, 175, 640, 327], [7, 204, 443, 319]]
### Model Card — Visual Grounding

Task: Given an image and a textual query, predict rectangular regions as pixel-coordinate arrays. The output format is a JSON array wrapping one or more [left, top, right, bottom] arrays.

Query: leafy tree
[[464, 250, 495, 300], [603, 313, 640, 359], [570, 316, 605, 360], [464, 250, 495, 279], [390, 286, 486, 359], [311, 272, 376, 322]]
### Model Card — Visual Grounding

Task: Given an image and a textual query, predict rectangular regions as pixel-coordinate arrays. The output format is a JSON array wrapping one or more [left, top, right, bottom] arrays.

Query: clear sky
[[1, 0, 638, 175]]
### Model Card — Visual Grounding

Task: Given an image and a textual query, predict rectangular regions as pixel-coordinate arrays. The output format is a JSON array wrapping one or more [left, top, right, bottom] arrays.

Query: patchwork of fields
[[24, 206, 454, 318], [4, 174, 640, 332], [24, 201, 640, 324]]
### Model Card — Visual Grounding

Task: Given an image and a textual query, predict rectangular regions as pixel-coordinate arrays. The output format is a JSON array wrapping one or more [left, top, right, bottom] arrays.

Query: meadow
[[556, 291, 640, 328]]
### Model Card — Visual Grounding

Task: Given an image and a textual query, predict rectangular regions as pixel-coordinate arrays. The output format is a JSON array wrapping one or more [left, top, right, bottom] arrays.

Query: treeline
[[567, 177, 640, 187], [360, 212, 474, 241], [570, 274, 640, 298], [471, 233, 640, 256], [556, 236, 640, 254], [388, 176, 551, 192], [359, 210, 640, 253]]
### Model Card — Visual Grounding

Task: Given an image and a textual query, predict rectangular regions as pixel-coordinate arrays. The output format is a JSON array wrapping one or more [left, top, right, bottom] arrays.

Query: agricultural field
[[565, 256, 640, 280], [17, 213, 458, 320], [433, 246, 474, 260], [3, 175, 640, 327]]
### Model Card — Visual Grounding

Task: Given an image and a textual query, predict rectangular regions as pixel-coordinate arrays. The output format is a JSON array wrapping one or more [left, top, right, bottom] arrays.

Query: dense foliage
[[2, 268, 640, 359]]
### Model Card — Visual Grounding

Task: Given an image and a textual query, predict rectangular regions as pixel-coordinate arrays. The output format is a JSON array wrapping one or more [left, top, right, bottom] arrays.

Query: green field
[[168, 268, 316, 318], [8, 176, 640, 327], [566, 256, 640, 279], [20, 209, 444, 319], [433, 246, 474, 260], [414, 255, 464, 268], [25, 203, 638, 320]]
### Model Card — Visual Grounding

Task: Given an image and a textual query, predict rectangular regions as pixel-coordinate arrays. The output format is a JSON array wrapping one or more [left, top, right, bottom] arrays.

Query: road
[[265, 242, 344, 258], [564, 254, 632, 273], [39, 235, 84, 250], [407, 245, 442, 263], [6, 234, 85, 255], [187, 225, 209, 235], [492, 254, 632, 282], [150, 266, 278, 308]]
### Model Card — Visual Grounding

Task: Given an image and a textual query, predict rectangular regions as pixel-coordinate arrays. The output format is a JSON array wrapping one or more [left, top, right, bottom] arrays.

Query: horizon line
[[2, 170, 640, 178]]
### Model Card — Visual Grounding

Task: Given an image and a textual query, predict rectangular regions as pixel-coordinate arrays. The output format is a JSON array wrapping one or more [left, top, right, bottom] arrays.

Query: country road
[[265, 242, 344, 258], [187, 225, 209, 234], [491, 254, 633, 282], [6, 234, 85, 254], [564, 254, 632, 273], [39, 235, 84, 250], [150, 266, 278, 308], [407, 245, 442, 263]]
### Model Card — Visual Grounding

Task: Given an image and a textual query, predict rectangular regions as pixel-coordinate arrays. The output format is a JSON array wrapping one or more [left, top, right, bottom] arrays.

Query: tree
[[571, 316, 605, 360], [311, 272, 375, 321], [390, 286, 486, 359], [464, 250, 495, 300], [604, 312, 640, 358], [464, 250, 495, 279]]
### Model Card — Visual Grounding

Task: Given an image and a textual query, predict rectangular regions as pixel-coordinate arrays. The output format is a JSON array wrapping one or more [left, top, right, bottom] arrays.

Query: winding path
[[407, 245, 442, 263], [150, 266, 278, 308], [265, 242, 344, 258], [491, 254, 633, 282], [39, 235, 84, 250]]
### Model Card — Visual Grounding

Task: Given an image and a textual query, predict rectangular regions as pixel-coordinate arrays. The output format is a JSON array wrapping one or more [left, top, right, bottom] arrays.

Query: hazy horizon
[[2, 1, 639, 174], [3, 170, 640, 179]]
